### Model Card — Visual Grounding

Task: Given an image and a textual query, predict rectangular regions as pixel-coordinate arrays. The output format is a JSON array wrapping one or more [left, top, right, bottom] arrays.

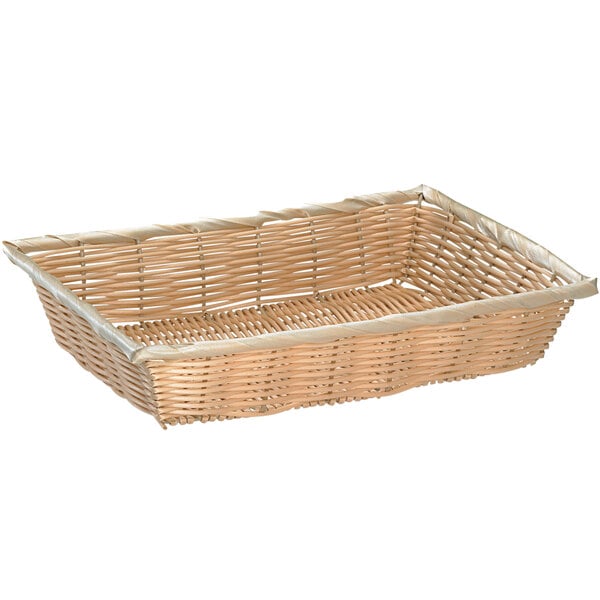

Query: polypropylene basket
[[4, 185, 597, 427]]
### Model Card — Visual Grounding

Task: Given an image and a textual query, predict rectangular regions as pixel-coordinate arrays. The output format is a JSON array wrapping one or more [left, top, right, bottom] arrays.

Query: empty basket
[[4, 185, 597, 427]]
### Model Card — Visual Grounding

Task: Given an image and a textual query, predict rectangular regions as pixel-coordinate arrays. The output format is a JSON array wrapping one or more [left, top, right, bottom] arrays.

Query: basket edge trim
[[4, 185, 597, 363], [5, 189, 423, 252]]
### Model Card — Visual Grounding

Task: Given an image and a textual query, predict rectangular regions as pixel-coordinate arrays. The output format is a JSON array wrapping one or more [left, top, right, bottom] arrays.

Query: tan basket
[[4, 185, 597, 428]]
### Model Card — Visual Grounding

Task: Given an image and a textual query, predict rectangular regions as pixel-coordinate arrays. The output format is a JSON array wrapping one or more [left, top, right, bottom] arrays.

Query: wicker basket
[[4, 185, 597, 428]]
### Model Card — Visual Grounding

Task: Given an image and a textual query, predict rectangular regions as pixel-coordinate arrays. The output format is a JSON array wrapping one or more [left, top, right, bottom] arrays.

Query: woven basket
[[4, 185, 597, 428]]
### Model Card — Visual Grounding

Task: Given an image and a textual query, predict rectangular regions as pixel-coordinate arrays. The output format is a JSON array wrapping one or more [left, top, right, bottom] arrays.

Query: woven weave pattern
[[118, 283, 439, 344], [6, 187, 593, 427], [31, 200, 564, 325], [148, 301, 571, 426]]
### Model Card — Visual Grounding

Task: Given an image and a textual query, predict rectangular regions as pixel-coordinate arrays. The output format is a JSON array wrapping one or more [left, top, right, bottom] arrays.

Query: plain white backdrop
[[1, 2, 598, 598]]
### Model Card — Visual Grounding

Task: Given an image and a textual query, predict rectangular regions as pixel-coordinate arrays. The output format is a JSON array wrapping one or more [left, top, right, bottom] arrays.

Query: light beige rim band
[[4, 185, 597, 362]]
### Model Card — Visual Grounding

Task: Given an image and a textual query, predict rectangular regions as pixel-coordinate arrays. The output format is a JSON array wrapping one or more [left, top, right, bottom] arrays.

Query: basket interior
[[27, 197, 566, 347]]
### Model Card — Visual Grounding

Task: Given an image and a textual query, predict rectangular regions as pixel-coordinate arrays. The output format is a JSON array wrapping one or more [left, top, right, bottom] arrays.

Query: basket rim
[[4, 188, 423, 252], [4, 185, 597, 363]]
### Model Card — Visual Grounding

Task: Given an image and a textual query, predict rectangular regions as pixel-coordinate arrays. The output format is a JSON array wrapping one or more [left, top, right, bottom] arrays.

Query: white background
[[1, 2, 598, 598]]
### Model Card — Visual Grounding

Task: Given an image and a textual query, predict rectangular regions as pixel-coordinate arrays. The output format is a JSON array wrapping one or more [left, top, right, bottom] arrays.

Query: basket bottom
[[118, 282, 444, 346]]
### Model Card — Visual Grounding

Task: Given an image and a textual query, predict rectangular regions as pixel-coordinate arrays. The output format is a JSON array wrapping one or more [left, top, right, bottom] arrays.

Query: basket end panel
[[418, 186, 596, 296], [400, 190, 589, 308], [35, 284, 160, 423], [145, 299, 571, 427]]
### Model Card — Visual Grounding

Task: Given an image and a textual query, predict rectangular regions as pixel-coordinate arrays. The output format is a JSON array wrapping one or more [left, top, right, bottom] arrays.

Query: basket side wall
[[147, 300, 572, 427], [35, 284, 159, 421], [30, 203, 418, 323]]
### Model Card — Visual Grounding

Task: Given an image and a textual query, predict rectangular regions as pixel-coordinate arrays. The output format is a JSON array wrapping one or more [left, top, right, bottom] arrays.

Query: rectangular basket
[[4, 185, 597, 428]]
